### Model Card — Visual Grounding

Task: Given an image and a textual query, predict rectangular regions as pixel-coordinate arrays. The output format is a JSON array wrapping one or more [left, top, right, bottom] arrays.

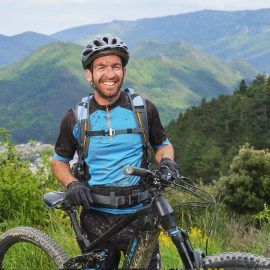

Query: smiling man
[[51, 34, 179, 270], [86, 54, 125, 103]]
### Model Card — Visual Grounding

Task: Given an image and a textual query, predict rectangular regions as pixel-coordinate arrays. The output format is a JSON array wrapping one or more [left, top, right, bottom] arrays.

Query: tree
[[266, 76, 270, 93], [239, 79, 247, 94], [217, 144, 270, 214], [250, 74, 267, 97]]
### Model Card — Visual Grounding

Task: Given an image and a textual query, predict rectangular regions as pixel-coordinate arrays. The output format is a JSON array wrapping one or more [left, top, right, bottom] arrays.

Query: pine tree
[[239, 79, 247, 93]]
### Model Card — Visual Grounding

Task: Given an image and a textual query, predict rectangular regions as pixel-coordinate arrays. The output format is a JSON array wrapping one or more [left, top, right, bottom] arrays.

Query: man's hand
[[66, 181, 93, 209], [159, 157, 180, 181]]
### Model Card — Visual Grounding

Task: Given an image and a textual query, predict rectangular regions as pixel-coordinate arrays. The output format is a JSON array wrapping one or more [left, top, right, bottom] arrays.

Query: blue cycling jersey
[[74, 106, 143, 187], [54, 92, 169, 214]]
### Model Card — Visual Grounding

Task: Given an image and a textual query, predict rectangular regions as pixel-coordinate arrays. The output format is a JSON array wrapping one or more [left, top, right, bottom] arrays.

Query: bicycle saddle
[[43, 191, 68, 209]]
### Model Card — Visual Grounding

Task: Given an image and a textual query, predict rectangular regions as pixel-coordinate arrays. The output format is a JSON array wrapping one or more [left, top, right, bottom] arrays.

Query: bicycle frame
[[45, 187, 203, 270], [1, 168, 269, 270]]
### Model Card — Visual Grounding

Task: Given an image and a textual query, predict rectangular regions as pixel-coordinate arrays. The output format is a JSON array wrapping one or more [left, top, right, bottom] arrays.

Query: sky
[[1, 0, 270, 36]]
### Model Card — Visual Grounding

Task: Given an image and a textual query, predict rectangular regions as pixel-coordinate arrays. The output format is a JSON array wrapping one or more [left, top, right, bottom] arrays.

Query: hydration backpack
[[72, 88, 151, 181]]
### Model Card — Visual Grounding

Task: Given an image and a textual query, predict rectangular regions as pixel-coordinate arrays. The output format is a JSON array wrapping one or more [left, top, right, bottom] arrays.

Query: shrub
[[217, 144, 270, 214], [0, 129, 59, 225]]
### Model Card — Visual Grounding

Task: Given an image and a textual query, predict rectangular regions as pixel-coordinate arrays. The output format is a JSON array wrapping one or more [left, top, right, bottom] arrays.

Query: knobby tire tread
[[0, 226, 68, 268], [204, 251, 270, 269]]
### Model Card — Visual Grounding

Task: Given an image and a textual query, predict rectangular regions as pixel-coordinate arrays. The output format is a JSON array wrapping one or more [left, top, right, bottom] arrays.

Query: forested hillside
[[0, 41, 253, 143], [0, 32, 55, 67], [167, 74, 270, 181]]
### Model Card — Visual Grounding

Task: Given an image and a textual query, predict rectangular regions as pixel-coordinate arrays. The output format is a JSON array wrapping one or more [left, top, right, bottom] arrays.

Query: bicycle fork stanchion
[[154, 195, 197, 269], [65, 209, 91, 253], [168, 229, 196, 269]]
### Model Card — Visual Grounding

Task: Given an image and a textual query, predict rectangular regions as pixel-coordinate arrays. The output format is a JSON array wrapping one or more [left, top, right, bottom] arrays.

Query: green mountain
[[166, 75, 270, 182], [1, 9, 270, 71], [0, 32, 55, 67], [0, 42, 88, 143], [52, 8, 270, 72], [125, 41, 256, 123], [0, 41, 256, 144]]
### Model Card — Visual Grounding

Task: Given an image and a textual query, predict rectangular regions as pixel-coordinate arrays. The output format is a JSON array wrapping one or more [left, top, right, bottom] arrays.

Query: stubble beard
[[92, 77, 124, 101]]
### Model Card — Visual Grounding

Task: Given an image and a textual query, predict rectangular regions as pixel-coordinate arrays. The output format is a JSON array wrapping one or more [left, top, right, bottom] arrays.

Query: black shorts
[[80, 208, 161, 270]]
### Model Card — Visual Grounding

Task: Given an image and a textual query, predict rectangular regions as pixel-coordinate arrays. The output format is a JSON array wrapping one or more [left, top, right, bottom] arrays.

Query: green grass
[[159, 231, 182, 269], [0, 217, 270, 270], [1, 205, 270, 269], [1, 242, 60, 270]]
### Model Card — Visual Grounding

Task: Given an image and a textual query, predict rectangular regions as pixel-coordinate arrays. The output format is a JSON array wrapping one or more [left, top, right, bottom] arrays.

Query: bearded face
[[86, 55, 126, 103]]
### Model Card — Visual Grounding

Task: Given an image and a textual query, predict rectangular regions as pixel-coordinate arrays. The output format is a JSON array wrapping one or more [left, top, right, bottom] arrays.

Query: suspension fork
[[154, 196, 197, 269]]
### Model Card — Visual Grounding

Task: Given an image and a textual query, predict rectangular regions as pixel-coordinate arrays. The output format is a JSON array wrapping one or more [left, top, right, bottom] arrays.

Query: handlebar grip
[[123, 167, 153, 177]]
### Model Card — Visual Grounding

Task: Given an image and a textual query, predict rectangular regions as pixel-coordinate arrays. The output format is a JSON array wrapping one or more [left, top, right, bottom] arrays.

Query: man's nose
[[105, 67, 115, 77]]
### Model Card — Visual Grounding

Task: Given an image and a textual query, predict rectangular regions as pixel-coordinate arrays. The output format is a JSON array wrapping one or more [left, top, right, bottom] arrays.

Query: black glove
[[159, 157, 180, 181], [66, 181, 93, 209]]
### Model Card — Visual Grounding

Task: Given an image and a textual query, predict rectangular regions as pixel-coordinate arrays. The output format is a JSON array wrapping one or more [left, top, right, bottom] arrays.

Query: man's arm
[[154, 143, 175, 164], [154, 143, 180, 180], [51, 157, 77, 187]]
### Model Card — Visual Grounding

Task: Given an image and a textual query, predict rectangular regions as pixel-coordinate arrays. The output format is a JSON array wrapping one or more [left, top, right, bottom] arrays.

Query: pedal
[[59, 249, 109, 269]]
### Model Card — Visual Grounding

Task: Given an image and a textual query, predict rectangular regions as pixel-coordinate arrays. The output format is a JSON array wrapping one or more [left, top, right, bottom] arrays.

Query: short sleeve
[[146, 100, 170, 150], [54, 109, 77, 162]]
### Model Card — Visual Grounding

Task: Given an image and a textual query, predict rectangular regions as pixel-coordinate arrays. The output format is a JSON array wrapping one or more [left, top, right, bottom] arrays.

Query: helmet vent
[[112, 38, 117, 44], [93, 40, 102, 46]]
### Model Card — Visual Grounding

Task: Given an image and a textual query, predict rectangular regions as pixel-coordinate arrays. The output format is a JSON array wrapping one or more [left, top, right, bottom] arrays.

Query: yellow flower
[[189, 227, 211, 246], [159, 231, 173, 248], [159, 227, 211, 250]]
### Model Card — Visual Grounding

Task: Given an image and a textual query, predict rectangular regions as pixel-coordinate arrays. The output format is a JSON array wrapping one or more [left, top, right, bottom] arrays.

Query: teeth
[[103, 81, 115, 86]]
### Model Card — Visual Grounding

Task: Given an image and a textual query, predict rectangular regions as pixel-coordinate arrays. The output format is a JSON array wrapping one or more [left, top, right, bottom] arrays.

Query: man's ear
[[85, 69, 92, 82], [123, 67, 126, 77]]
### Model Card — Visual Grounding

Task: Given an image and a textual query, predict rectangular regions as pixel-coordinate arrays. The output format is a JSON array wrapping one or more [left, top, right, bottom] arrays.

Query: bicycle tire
[[0, 226, 68, 269], [204, 252, 270, 269]]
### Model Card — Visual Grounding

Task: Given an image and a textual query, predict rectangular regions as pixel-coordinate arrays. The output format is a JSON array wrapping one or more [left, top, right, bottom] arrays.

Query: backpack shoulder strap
[[72, 94, 92, 169], [123, 88, 152, 159]]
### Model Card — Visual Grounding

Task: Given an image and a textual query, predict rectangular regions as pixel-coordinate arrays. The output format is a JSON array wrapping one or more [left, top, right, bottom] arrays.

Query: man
[[51, 34, 179, 269]]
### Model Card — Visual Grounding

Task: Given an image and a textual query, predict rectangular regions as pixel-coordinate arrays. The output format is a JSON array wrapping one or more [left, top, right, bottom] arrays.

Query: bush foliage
[[218, 144, 270, 214], [0, 129, 59, 226]]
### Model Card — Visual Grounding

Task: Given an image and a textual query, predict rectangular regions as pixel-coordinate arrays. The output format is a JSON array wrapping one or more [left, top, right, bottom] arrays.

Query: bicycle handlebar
[[123, 166, 216, 208], [123, 166, 154, 178]]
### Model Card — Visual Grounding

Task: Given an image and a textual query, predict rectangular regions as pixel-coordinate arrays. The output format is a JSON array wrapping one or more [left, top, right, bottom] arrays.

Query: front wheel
[[0, 226, 69, 270], [204, 252, 270, 269]]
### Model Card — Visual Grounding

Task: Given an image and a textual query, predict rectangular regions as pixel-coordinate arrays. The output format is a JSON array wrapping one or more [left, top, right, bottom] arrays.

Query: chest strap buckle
[[104, 128, 116, 136]]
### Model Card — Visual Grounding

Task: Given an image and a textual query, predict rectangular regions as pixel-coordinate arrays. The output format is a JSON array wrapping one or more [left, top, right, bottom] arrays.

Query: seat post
[[65, 208, 91, 253]]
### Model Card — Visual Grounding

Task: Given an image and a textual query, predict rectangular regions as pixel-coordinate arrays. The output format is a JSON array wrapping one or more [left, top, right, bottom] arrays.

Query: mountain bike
[[0, 166, 270, 269]]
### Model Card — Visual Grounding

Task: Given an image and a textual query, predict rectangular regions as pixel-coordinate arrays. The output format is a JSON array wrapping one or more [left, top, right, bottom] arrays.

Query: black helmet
[[81, 34, 129, 69]]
